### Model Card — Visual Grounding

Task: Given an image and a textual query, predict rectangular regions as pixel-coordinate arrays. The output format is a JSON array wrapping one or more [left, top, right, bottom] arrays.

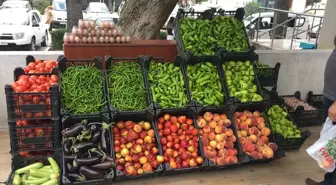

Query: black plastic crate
[[232, 101, 285, 164], [183, 56, 231, 109], [268, 98, 311, 150], [104, 56, 152, 116], [280, 91, 322, 127], [143, 56, 193, 111], [262, 87, 278, 101], [110, 110, 164, 181], [173, 9, 220, 61], [154, 107, 208, 175], [8, 119, 60, 155], [196, 105, 248, 171], [256, 63, 281, 87], [62, 116, 114, 185], [5, 79, 60, 120], [58, 56, 109, 119], [306, 91, 323, 109], [6, 150, 62, 185], [220, 52, 264, 104]]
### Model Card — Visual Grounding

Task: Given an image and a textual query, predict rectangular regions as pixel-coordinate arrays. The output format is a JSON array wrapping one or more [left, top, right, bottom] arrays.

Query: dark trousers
[[322, 97, 336, 185]]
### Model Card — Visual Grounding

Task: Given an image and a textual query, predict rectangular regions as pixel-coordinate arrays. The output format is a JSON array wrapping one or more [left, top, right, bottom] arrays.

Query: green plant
[[160, 31, 167, 40], [50, 29, 66, 51], [32, 0, 50, 14]]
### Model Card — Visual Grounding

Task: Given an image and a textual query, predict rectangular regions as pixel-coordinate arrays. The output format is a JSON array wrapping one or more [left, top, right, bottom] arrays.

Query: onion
[[87, 36, 92, 43], [121, 36, 126, 43], [98, 22, 105, 29], [125, 36, 131, 43], [92, 37, 98, 44], [109, 22, 115, 29], [77, 28, 83, 37], [91, 29, 96, 36], [116, 36, 121, 43], [104, 22, 110, 29], [89, 21, 95, 29], [100, 29, 106, 37], [107, 30, 113, 37], [117, 29, 123, 37], [84, 21, 90, 29], [96, 29, 101, 37], [99, 36, 105, 43], [69, 35, 75, 43], [63, 34, 69, 44], [112, 29, 117, 37], [74, 36, 81, 43], [109, 37, 115, 43], [82, 37, 87, 44], [78, 19, 85, 29], [83, 29, 88, 36], [72, 26, 78, 35], [104, 36, 109, 43]]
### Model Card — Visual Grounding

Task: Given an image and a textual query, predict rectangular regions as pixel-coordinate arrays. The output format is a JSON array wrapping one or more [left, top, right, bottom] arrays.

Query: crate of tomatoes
[[9, 119, 61, 155], [5, 67, 60, 120], [25, 55, 58, 74]]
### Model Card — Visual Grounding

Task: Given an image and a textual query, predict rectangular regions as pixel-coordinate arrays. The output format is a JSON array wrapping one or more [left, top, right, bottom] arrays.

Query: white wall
[[0, 50, 332, 128]]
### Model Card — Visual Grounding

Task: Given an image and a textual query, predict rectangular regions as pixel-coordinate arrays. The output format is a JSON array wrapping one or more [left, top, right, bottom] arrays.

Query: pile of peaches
[[157, 114, 204, 169], [113, 120, 164, 175], [234, 110, 278, 160], [197, 112, 239, 166]]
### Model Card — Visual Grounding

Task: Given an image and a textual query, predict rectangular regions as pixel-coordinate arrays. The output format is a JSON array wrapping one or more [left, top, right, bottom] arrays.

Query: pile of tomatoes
[[11, 74, 58, 93], [24, 60, 58, 73]]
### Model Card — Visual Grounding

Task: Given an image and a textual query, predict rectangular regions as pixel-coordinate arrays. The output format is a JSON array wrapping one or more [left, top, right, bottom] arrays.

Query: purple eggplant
[[72, 141, 97, 153], [74, 157, 101, 167], [66, 173, 86, 182], [64, 155, 76, 163], [62, 124, 88, 138], [92, 161, 115, 170], [79, 166, 105, 180], [63, 138, 74, 155], [101, 122, 111, 153], [66, 162, 79, 173], [92, 130, 101, 143]]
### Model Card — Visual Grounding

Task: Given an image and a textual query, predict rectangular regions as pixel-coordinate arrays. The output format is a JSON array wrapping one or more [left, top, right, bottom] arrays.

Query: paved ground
[[0, 125, 326, 185]]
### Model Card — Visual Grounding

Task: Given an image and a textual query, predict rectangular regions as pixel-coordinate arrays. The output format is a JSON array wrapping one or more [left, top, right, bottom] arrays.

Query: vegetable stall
[[3, 8, 315, 185]]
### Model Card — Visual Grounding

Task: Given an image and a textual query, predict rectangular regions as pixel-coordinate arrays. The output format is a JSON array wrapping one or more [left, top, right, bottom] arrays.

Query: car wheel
[[27, 37, 36, 51], [41, 32, 48, 47]]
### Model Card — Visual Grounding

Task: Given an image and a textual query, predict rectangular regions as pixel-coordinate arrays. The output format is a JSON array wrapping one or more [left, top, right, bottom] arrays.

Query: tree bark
[[66, 0, 83, 33], [272, 0, 291, 39], [119, 0, 178, 40]]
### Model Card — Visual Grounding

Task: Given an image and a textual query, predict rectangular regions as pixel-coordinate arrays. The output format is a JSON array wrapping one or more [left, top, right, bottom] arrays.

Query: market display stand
[[63, 40, 178, 63]]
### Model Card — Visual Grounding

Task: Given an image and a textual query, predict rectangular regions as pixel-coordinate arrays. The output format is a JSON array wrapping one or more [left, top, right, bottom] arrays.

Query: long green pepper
[[187, 62, 224, 106], [148, 62, 188, 108], [108, 61, 147, 111], [61, 65, 104, 114]]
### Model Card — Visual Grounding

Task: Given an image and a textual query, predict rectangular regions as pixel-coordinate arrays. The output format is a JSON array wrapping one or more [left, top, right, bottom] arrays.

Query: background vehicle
[[85, 16, 118, 26], [0, 8, 48, 51], [0, 0, 32, 10], [51, 0, 67, 28], [84, 2, 111, 20]]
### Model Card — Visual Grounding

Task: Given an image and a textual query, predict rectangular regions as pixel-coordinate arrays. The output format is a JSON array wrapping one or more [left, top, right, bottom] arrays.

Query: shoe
[[305, 178, 322, 185]]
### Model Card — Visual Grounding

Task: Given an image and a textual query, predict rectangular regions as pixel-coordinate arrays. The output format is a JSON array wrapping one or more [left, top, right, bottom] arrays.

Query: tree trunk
[[272, 0, 291, 39], [119, 0, 178, 40], [66, 0, 83, 33]]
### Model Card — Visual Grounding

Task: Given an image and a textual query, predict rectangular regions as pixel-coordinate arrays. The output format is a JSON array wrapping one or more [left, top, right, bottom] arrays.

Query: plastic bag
[[321, 118, 334, 136], [307, 118, 336, 172]]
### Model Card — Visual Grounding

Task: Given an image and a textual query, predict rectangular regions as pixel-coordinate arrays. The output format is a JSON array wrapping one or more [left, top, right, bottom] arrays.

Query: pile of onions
[[64, 19, 131, 44]]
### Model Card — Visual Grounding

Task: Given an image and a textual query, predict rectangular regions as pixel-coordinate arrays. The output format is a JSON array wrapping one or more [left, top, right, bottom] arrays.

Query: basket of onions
[[63, 19, 131, 44]]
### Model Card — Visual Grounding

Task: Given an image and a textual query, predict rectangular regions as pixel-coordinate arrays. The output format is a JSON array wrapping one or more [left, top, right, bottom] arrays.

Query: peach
[[178, 116, 187, 124], [170, 124, 178, 133], [121, 148, 129, 157], [144, 136, 152, 143], [180, 140, 188, 148], [246, 144, 255, 152], [147, 129, 155, 137], [220, 114, 228, 120], [189, 158, 197, 167], [164, 114, 171, 121], [143, 162, 153, 172], [216, 157, 226, 165], [253, 111, 261, 117], [226, 142, 234, 149], [209, 121, 217, 129], [134, 144, 142, 153], [246, 118, 252, 126], [216, 142, 225, 150], [170, 116, 178, 124], [218, 148, 227, 157], [223, 119, 232, 127], [133, 124, 143, 133], [187, 146, 195, 152], [261, 127, 271, 136], [157, 123, 163, 130], [116, 121, 125, 129], [116, 153, 122, 159], [227, 149, 235, 156], [227, 135, 236, 143], [125, 121, 135, 129], [234, 112, 241, 118], [204, 112, 213, 121], [186, 118, 193, 125], [262, 147, 274, 159], [225, 129, 233, 137], [239, 121, 248, 130], [173, 150, 179, 158], [213, 114, 221, 121], [215, 125, 225, 134], [136, 138, 144, 145], [257, 117, 265, 124], [239, 114, 247, 121], [243, 110, 252, 116], [203, 126, 211, 134], [121, 130, 128, 137], [196, 156, 204, 165], [181, 124, 189, 131], [208, 132, 216, 141], [151, 147, 159, 154], [215, 133, 225, 142], [139, 131, 147, 139], [125, 165, 135, 175], [257, 122, 265, 130], [158, 117, 165, 124], [167, 141, 173, 148], [142, 121, 150, 130], [125, 155, 132, 162], [217, 119, 224, 126], [250, 151, 259, 159], [256, 139, 265, 146], [260, 136, 269, 144], [249, 135, 257, 143], [197, 118, 207, 128], [169, 161, 177, 169], [268, 142, 278, 151], [204, 150, 212, 159], [241, 130, 247, 137], [166, 149, 174, 157], [210, 140, 217, 149]]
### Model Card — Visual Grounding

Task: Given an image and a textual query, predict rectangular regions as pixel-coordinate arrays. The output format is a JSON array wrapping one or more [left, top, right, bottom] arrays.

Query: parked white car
[[84, 2, 112, 20], [52, 0, 67, 28], [0, 0, 32, 11], [0, 9, 48, 51]]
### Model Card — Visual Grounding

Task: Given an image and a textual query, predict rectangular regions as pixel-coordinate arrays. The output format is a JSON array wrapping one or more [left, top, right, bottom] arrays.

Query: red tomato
[[32, 96, 40, 104], [19, 152, 28, 157], [35, 128, 43, 136], [38, 75, 46, 81], [51, 75, 58, 83], [16, 86, 26, 92], [35, 59, 42, 64], [28, 62, 36, 69], [28, 78, 36, 85], [34, 112, 43, 118], [16, 120, 23, 126], [22, 120, 28, 126], [45, 63, 53, 71]]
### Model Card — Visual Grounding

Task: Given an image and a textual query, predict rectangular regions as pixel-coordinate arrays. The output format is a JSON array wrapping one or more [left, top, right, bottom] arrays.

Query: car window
[[53, 1, 66, 11], [32, 13, 38, 25], [33, 12, 40, 23], [258, 17, 273, 29]]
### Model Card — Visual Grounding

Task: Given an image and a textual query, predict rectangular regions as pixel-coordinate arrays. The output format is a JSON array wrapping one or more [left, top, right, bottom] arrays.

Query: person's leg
[[323, 97, 334, 123]]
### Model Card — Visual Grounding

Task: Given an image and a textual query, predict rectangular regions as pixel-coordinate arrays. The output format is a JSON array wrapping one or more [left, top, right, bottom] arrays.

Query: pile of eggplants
[[62, 120, 115, 182]]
